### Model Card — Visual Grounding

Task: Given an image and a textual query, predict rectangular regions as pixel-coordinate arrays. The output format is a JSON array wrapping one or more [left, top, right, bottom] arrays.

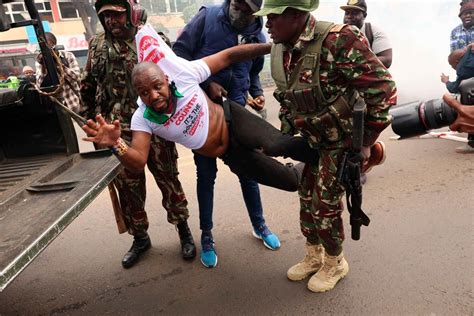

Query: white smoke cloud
[[315, 0, 461, 104]]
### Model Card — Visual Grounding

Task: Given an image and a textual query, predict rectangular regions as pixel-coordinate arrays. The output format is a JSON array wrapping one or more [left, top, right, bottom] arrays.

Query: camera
[[390, 77, 474, 138]]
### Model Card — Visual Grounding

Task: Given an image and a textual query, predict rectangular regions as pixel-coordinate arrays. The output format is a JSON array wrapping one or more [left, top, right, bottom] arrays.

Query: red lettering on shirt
[[144, 49, 164, 64], [174, 94, 198, 125], [139, 36, 164, 62], [139, 36, 159, 53]]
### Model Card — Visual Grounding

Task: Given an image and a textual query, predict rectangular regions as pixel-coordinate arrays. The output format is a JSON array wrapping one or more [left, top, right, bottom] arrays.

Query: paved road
[[0, 89, 472, 315]]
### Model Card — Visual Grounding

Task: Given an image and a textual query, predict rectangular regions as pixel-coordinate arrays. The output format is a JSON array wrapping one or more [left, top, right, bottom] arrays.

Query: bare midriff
[[195, 95, 229, 158]]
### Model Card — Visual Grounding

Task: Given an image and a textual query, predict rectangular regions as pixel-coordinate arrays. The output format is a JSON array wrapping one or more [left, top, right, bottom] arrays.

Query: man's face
[[343, 9, 365, 29], [102, 10, 129, 39], [229, 0, 256, 31], [133, 68, 171, 113], [23, 69, 34, 76], [460, 9, 474, 29], [265, 11, 299, 45]]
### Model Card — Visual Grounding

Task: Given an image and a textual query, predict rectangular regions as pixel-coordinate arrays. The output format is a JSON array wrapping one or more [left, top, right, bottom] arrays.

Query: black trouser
[[220, 100, 319, 192]]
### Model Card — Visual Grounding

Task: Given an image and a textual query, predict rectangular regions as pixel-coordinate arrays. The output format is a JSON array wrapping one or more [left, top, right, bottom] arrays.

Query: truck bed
[[0, 150, 120, 291]]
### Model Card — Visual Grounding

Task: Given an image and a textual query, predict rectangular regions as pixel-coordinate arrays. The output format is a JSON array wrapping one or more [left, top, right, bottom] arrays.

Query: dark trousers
[[221, 100, 319, 192], [194, 153, 264, 231]]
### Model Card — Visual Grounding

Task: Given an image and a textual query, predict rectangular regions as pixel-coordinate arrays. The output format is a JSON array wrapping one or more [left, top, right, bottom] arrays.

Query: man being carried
[[82, 25, 316, 192], [173, 0, 278, 268]]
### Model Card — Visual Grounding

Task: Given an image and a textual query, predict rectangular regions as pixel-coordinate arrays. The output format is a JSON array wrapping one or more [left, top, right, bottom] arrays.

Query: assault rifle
[[337, 98, 370, 240]]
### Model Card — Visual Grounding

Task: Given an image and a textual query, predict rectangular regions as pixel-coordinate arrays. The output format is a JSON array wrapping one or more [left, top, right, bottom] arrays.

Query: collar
[[285, 15, 317, 51], [462, 24, 474, 31]]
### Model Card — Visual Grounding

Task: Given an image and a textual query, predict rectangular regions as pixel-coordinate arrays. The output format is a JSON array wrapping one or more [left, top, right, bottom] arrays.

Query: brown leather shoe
[[362, 141, 386, 173]]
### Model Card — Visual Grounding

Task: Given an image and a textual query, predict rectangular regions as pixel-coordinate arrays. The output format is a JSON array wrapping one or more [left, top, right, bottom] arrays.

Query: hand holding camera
[[443, 93, 474, 133], [390, 77, 474, 138]]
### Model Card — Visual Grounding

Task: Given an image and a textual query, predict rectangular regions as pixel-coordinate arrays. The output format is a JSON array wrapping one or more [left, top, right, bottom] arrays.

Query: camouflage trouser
[[113, 131, 189, 236], [299, 148, 346, 256]]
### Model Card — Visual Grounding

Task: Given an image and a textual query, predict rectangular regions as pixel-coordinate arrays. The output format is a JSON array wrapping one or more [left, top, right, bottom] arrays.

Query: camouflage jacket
[[80, 32, 138, 131], [275, 15, 397, 148]]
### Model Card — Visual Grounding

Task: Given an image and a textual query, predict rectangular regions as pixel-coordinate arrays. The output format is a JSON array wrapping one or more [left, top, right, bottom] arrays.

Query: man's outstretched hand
[[82, 114, 121, 147], [443, 93, 474, 133]]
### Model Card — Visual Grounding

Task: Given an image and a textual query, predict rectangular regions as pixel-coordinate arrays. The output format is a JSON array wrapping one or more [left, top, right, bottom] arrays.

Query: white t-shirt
[[361, 23, 392, 55], [131, 24, 211, 150]]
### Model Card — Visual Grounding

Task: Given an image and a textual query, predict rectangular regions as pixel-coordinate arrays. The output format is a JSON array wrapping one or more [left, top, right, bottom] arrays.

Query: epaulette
[[329, 24, 346, 33]]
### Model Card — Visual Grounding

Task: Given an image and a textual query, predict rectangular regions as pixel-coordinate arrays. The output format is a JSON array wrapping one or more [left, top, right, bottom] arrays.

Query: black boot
[[122, 233, 151, 269], [176, 220, 196, 260]]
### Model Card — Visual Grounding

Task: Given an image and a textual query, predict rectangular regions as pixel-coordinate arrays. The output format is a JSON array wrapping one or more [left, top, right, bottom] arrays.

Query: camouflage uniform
[[272, 16, 396, 256], [80, 32, 189, 235]]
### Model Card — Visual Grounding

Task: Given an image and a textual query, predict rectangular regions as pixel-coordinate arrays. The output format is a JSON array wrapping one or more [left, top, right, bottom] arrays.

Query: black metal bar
[[10, 20, 36, 28]]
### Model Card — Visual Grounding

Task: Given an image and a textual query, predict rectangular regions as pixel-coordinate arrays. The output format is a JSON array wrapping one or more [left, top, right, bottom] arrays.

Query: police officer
[[81, 0, 196, 268], [254, 0, 397, 292]]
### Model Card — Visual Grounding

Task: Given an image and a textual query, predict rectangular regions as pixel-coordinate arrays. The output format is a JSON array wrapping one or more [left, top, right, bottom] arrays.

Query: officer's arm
[[376, 48, 392, 68], [335, 26, 396, 146], [203, 43, 271, 76]]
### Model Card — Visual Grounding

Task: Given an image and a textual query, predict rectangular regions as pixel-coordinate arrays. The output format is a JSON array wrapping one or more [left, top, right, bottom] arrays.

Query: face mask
[[143, 81, 183, 125], [229, 6, 254, 31]]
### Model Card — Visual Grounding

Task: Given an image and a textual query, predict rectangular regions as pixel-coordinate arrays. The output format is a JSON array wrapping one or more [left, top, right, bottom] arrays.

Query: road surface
[[0, 89, 472, 315]]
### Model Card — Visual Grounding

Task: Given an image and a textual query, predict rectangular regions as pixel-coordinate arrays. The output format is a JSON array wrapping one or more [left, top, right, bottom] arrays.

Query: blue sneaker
[[200, 235, 218, 268], [252, 224, 281, 250]]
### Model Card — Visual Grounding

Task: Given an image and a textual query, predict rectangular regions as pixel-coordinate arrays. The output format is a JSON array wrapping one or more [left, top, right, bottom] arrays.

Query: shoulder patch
[[329, 24, 346, 33]]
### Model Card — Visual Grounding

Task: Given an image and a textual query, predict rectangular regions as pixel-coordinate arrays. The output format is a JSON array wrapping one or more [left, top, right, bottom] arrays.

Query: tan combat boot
[[287, 243, 324, 281], [307, 252, 349, 293]]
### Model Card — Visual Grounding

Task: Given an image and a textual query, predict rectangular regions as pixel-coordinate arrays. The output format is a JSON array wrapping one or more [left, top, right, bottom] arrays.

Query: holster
[[293, 94, 355, 143]]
